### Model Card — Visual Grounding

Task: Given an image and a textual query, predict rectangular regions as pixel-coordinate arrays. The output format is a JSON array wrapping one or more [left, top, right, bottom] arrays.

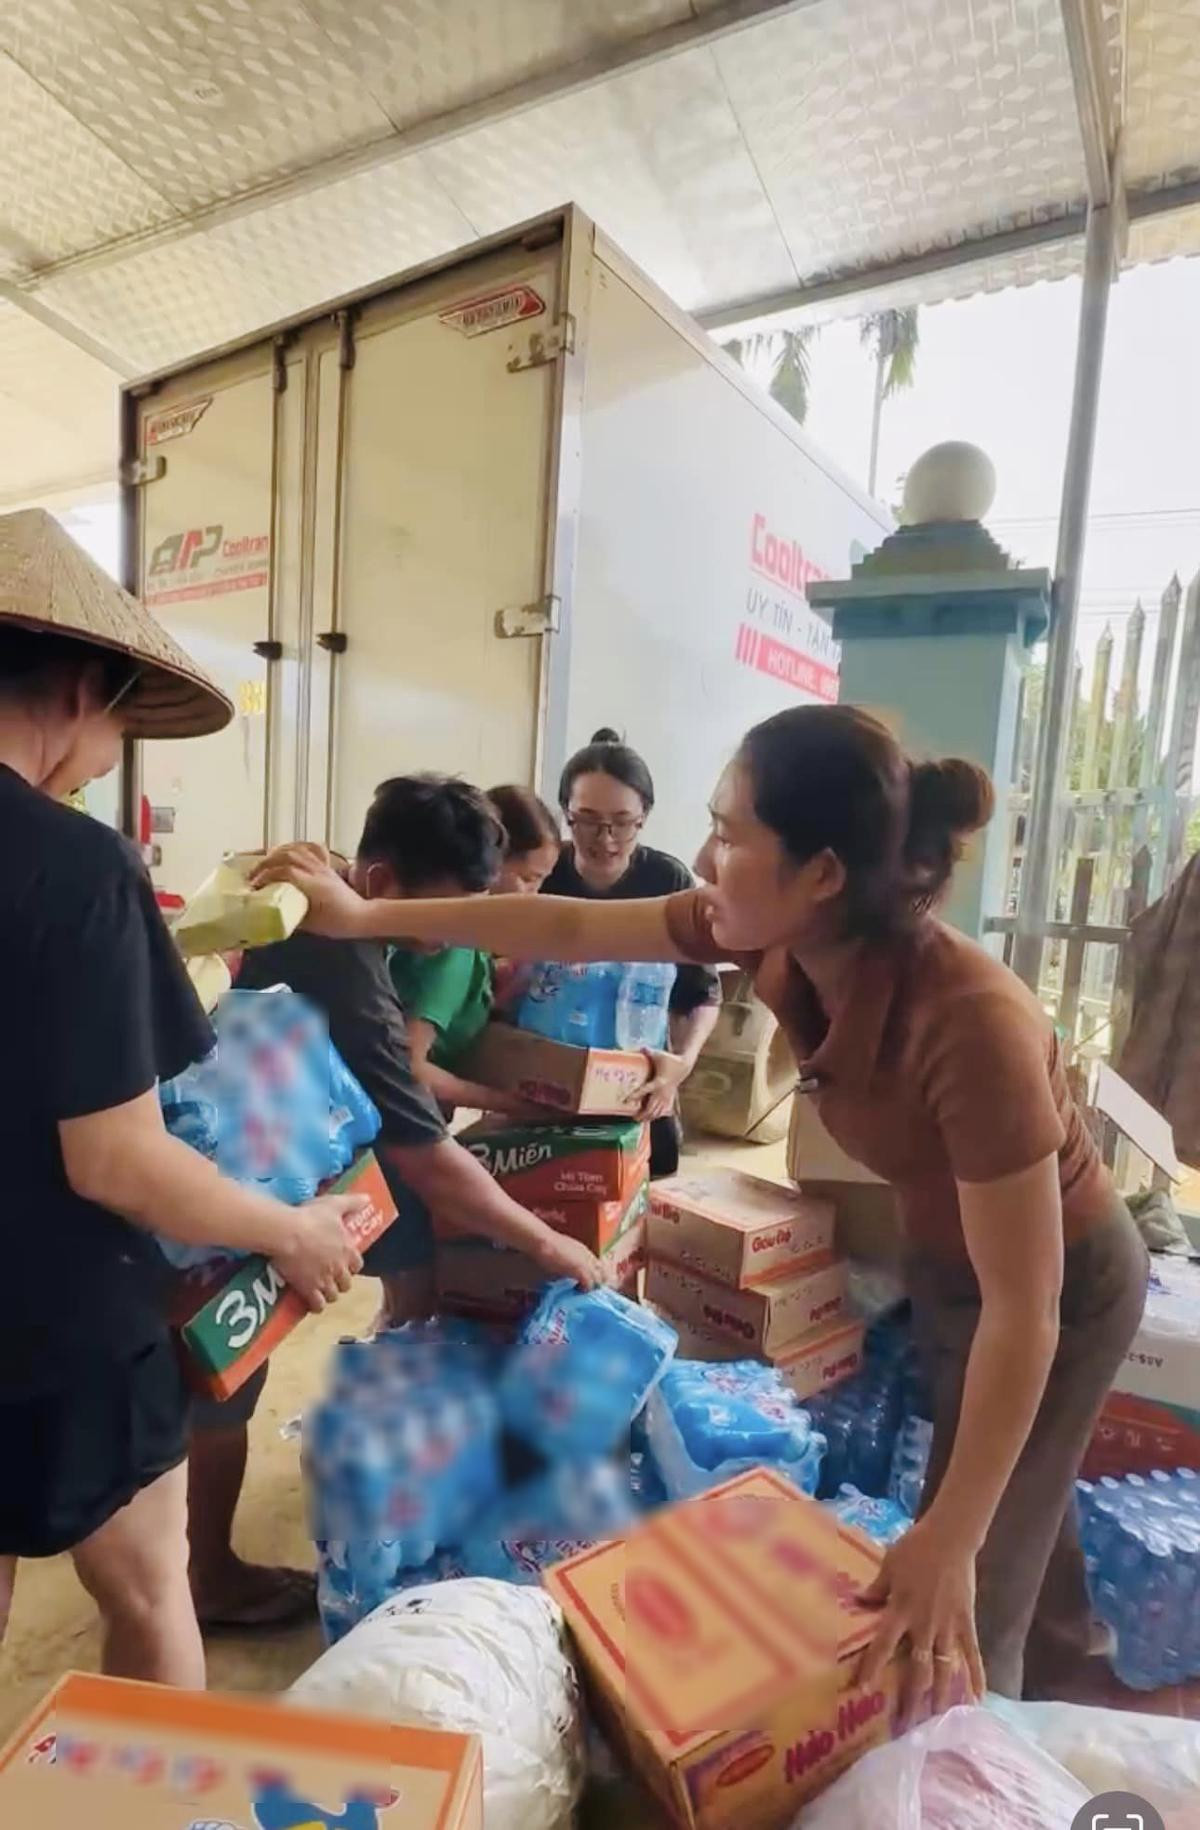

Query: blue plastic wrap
[[460, 1459, 638, 1585], [643, 1358, 826, 1500], [157, 988, 379, 1267], [500, 1280, 677, 1461], [827, 1484, 912, 1547]]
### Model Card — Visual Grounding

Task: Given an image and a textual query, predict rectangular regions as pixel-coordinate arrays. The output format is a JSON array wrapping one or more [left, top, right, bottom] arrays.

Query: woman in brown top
[[256, 705, 1149, 1702]]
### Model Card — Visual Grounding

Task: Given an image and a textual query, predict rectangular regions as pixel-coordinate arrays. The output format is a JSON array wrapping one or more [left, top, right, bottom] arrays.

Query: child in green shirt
[[390, 784, 561, 1116]]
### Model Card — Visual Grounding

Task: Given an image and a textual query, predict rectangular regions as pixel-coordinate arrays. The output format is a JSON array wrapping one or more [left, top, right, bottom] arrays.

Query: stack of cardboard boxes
[[644, 1166, 865, 1403], [435, 1118, 651, 1324]]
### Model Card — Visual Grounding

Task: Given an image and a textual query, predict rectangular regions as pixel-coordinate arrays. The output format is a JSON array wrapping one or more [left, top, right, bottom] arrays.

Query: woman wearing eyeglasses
[[542, 730, 721, 1175]]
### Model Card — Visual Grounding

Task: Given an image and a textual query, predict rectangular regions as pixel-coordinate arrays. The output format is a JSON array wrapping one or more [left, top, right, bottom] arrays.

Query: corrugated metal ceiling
[[1, 0, 1197, 504]]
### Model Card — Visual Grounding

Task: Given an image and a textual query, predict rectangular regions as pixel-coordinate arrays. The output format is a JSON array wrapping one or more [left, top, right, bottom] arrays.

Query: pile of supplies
[[305, 1294, 670, 1642], [158, 987, 397, 1398], [644, 1167, 864, 1398], [438, 1117, 651, 1322], [1077, 1466, 1200, 1690]]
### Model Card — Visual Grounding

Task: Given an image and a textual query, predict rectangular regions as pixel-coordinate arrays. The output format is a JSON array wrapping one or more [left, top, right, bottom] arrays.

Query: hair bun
[[590, 726, 622, 745], [909, 757, 995, 842]]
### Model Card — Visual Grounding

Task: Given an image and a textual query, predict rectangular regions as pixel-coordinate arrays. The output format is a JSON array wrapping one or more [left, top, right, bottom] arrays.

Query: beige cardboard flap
[[1092, 1062, 1183, 1181]]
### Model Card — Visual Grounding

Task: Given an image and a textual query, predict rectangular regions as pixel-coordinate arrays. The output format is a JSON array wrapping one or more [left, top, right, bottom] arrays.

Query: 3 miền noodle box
[[458, 1115, 649, 1203], [543, 1468, 966, 1830], [171, 1149, 396, 1399], [648, 1168, 835, 1287], [0, 1671, 482, 1829]]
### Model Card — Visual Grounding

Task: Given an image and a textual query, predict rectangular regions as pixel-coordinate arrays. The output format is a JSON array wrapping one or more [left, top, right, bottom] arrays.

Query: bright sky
[[798, 255, 1200, 699]]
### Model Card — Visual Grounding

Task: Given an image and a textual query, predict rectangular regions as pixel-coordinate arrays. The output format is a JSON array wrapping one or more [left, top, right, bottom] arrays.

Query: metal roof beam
[[0, 278, 137, 378], [12, 0, 820, 295], [1059, 0, 1118, 210], [695, 211, 1090, 331]]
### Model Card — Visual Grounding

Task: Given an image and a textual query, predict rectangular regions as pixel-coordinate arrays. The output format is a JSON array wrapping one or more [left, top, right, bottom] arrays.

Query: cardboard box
[[544, 1468, 966, 1829], [171, 1150, 397, 1400], [646, 1253, 847, 1356], [436, 1210, 646, 1323], [0, 1671, 482, 1830], [458, 1115, 650, 1204], [787, 1098, 902, 1266], [663, 1313, 866, 1403], [648, 1169, 834, 1288], [1083, 1254, 1200, 1477], [462, 1022, 650, 1116], [532, 1177, 649, 1254]]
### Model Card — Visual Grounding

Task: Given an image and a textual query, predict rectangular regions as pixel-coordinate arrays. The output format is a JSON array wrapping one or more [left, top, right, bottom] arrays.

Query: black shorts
[[0, 1335, 189, 1559]]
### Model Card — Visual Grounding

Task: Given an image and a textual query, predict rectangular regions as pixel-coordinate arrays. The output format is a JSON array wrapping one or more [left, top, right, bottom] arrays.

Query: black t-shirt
[[1, 766, 214, 1395], [237, 933, 447, 1157], [542, 845, 722, 1016]]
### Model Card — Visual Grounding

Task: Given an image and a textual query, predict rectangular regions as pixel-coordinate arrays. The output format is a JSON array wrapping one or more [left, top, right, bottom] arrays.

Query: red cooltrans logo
[[750, 512, 828, 599]]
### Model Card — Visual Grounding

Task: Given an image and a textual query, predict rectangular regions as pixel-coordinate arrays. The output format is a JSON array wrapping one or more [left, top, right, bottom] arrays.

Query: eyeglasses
[[567, 813, 644, 840]]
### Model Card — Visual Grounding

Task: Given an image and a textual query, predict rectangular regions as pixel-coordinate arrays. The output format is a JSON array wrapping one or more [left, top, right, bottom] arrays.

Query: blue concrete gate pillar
[[809, 445, 1052, 943]]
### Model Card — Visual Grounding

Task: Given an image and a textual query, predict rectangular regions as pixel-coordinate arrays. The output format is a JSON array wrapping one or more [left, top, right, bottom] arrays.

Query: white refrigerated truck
[[119, 205, 889, 897]]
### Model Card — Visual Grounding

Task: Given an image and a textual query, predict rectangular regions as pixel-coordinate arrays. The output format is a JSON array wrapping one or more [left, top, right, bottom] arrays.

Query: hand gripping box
[[171, 1150, 396, 1400], [461, 1022, 650, 1116], [543, 1468, 967, 1830], [646, 1253, 848, 1357], [648, 1169, 835, 1289], [458, 1116, 650, 1204], [435, 1200, 646, 1323], [0, 1671, 482, 1830]]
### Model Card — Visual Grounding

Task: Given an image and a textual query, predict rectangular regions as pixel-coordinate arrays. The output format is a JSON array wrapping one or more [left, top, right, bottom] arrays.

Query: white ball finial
[[901, 442, 996, 525]]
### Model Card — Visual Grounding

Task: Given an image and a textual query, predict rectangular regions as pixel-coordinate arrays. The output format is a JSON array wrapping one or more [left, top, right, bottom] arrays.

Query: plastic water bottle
[[826, 1484, 912, 1547], [461, 1458, 639, 1584], [1077, 1468, 1200, 1687], [615, 961, 677, 1052], [888, 1415, 934, 1517], [500, 1280, 677, 1460], [518, 962, 624, 1047], [643, 1358, 825, 1499]]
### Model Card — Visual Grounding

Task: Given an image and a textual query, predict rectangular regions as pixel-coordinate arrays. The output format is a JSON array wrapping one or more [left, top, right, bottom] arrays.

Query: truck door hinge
[[494, 594, 561, 639], [120, 453, 166, 487], [315, 629, 348, 653], [253, 639, 284, 661], [507, 315, 575, 373]]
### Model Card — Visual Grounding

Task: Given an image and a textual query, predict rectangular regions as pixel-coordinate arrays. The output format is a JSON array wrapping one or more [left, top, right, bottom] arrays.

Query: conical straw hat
[[0, 507, 232, 739]]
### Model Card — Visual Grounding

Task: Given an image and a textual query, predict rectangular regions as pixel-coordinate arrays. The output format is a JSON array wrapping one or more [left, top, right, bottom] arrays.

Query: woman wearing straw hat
[[0, 509, 366, 1688]]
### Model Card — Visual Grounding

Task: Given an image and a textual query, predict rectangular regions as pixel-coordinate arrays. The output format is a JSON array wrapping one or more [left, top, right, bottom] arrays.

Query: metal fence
[[987, 565, 1200, 1074]]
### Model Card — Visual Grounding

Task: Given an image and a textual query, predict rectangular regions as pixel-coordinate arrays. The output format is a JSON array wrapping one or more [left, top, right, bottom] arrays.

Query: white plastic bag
[[794, 1707, 1088, 1829], [989, 1697, 1200, 1826], [289, 1577, 585, 1830]]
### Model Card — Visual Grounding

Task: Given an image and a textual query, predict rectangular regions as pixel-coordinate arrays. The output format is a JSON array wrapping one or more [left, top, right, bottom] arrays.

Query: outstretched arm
[[253, 843, 688, 963]]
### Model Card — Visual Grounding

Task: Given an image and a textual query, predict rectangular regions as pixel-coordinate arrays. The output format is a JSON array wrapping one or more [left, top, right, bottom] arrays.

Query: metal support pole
[[1012, 202, 1117, 988]]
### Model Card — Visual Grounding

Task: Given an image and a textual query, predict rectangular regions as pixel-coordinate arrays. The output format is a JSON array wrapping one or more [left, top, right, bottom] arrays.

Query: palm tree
[[860, 308, 920, 496], [721, 328, 815, 426]]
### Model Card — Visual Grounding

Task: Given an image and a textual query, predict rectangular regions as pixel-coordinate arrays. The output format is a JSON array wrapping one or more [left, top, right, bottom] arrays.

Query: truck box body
[[121, 207, 888, 894]]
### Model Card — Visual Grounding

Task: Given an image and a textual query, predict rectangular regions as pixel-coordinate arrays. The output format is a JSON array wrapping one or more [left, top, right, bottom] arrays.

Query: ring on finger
[[909, 1646, 934, 1665], [932, 1652, 955, 1665]]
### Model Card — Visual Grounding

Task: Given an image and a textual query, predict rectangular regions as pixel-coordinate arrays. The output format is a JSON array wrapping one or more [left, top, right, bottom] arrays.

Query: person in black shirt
[[542, 730, 721, 1175], [0, 510, 365, 1686]]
